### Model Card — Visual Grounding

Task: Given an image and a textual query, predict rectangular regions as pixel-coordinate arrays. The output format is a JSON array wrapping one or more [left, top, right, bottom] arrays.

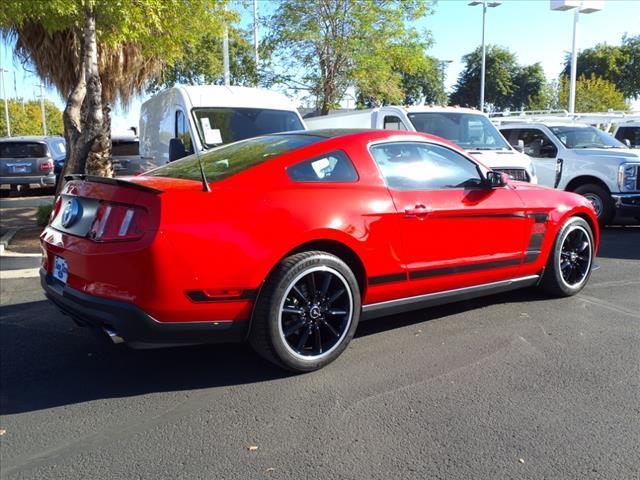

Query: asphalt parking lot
[[1, 226, 638, 479]]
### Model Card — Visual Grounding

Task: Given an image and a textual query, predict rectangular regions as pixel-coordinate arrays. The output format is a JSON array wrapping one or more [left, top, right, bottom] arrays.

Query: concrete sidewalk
[[1, 196, 45, 275]]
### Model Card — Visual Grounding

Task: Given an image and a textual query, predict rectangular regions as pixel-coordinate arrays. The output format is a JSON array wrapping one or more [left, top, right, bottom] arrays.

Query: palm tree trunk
[[81, 8, 112, 178]]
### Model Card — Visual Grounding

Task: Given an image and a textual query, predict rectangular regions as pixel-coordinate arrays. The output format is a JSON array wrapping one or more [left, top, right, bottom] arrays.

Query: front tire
[[249, 251, 361, 372], [572, 183, 613, 226], [541, 216, 594, 297]]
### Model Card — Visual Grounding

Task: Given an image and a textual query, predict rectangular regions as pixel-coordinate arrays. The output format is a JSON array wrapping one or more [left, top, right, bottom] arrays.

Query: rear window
[[112, 141, 139, 156], [148, 134, 325, 182], [0, 142, 48, 158]]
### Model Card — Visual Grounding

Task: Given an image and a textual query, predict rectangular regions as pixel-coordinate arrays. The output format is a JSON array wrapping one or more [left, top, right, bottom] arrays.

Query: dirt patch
[[8, 227, 43, 254]]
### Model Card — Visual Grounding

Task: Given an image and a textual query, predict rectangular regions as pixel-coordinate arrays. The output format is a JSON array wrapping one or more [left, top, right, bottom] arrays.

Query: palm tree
[[5, 18, 162, 185]]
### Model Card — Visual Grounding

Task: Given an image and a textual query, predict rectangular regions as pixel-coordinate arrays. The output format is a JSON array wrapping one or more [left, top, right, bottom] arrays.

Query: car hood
[[467, 149, 532, 168], [571, 148, 640, 161]]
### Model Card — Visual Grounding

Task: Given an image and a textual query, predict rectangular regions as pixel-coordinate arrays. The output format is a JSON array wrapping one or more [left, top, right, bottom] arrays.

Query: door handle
[[404, 204, 432, 218]]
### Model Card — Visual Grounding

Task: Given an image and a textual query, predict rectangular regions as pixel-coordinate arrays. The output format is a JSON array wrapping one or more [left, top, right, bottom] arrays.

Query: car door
[[369, 140, 530, 297], [505, 128, 560, 187]]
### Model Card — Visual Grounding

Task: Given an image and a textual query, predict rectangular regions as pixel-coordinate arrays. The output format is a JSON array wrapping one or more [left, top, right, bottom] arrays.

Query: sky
[[1, 0, 639, 132]]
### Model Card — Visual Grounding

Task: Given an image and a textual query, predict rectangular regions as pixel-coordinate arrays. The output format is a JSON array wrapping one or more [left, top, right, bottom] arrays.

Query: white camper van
[[139, 85, 306, 166], [306, 106, 537, 183]]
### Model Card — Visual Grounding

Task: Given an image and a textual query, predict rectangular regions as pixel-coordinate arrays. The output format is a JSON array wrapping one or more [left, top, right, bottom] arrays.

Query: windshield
[[193, 107, 305, 148], [147, 134, 324, 183], [407, 112, 510, 150], [549, 126, 626, 149], [112, 140, 139, 156]]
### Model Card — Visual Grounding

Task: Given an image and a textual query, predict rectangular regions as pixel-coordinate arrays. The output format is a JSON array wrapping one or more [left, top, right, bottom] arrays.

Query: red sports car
[[41, 130, 598, 371]]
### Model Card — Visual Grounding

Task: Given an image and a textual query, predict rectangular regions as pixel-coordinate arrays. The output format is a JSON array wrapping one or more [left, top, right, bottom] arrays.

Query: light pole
[[253, 0, 259, 84], [550, 0, 603, 114], [468, 1, 501, 113], [0, 68, 10, 137], [38, 83, 48, 135]]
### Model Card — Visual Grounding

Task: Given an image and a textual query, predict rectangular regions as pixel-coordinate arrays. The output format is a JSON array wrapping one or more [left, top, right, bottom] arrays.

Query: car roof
[[498, 122, 591, 128], [403, 105, 484, 116], [618, 121, 640, 127], [0, 135, 64, 143]]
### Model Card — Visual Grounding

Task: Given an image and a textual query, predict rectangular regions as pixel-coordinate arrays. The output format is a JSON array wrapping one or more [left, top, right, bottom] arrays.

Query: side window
[[616, 127, 640, 148], [175, 110, 193, 153], [287, 151, 358, 182], [370, 142, 482, 191], [383, 116, 407, 131], [516, 128, 557, 158]]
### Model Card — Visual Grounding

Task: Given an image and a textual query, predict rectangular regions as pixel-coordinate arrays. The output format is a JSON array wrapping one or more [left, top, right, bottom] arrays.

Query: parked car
[[499, 122, 640, 225], [110, 131, 158, 177], [614, 121, 640, 149], [139, 85, 306, 167], [0, 136, 65, 189], [41, 130, 598, 372], [306, 106, 537, 183]]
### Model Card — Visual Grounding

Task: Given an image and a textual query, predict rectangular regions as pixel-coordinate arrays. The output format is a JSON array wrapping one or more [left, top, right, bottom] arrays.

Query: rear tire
[[541, 216, 594, 297], [249, 251, 361, 372], [572, 183, 613, 226]]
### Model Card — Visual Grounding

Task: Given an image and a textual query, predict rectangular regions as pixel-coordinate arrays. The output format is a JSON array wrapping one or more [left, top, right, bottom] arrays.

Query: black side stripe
[[529, 213, 549, 223], [409, 258, 521, 280], [368, 272, 407, 286], [186, 289, 258, 302], [527, 233, 545, 251], [524, 251, 540, 263]]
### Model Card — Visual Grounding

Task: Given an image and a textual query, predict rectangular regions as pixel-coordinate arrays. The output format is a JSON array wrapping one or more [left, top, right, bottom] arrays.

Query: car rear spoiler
[[64, 174, 162, 194]]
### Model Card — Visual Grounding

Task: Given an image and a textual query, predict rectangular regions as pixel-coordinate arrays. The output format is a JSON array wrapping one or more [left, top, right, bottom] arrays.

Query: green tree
[[0, 99, 64, 137], [449, 45, 545, 112], [558, 75, 629, 112], [1, 0, 230, 189], [148, 27, 263, 93], [266, 0, 432, 114], [561, 34, 640, 99]]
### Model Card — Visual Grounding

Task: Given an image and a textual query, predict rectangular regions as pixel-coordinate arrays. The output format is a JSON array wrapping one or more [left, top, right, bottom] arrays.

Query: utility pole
[[253, 0, 259, 85], [38, 83, 48, 135], [0, 68, 10, 137], [222, 3, 230, 87]]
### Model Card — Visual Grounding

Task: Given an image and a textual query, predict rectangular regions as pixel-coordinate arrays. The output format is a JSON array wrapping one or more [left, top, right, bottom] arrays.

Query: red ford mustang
[[41, 130, 598, 371]]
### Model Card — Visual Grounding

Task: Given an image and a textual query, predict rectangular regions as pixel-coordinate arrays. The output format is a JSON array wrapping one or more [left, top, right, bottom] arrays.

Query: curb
[[0, 267, 40, 279], [0, 229, 18, 255]]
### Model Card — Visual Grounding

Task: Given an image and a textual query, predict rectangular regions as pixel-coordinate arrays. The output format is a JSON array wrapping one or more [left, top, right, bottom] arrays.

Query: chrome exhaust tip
[[103, 326, 124, 344]]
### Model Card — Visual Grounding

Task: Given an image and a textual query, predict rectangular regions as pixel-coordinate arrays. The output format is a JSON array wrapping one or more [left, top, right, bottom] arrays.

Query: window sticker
[[200, 117, 223, 145]]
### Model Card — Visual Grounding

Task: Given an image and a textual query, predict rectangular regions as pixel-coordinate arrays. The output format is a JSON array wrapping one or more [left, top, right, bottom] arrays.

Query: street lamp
[[468, 1, 501, 113], [550, 0, 603, 114]]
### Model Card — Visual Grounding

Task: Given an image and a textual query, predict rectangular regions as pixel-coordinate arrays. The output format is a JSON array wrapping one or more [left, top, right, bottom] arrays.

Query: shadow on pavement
[[0, 287, 552, 415], [0, 300, 291, 415], [597, 226, 640, 260]]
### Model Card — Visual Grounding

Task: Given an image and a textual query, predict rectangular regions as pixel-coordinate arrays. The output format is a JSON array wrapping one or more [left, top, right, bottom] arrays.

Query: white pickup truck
[[499, 122, 640, 225], [306, 106, 537, 183]]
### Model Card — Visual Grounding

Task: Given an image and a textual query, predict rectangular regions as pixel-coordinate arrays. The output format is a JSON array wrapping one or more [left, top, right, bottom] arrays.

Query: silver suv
[[0, 136, 66, 190]]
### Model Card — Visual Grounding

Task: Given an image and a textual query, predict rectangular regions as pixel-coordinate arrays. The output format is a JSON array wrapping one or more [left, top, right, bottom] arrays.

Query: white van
[[306, 106, 537, 183], [139, 85, 306, 166]]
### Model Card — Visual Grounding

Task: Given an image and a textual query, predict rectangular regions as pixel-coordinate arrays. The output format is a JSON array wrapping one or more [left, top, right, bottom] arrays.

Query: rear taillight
[[49, 197, 62, 224], [88, 202, 148, 242], [40, 160, 54, 171]]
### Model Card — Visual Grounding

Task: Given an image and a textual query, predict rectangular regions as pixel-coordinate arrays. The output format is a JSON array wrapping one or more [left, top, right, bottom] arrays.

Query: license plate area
[[53, 256, 68, 284], [12, 165, 31, 174]]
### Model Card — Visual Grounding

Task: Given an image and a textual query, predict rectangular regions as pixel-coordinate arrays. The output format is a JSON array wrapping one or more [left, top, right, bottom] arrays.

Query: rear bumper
[[612, 193, 640, 216], [40, 269, 248, 348], [0, 175, 55, 186]]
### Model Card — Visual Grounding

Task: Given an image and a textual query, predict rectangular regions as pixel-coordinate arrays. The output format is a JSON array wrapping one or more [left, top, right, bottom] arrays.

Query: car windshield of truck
[[0, 142, 47, 158], [549, 126, 626, 149], [406, 112, 510, 150], [192, 107, 305, 148], [147, 134, 324, 182]]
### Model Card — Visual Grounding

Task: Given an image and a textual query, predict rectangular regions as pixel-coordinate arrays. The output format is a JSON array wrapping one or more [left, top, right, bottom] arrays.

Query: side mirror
[[623, 138, 631, 148], [485, 170, 507, 188], [514, 139, 525, 153], [169, 138, 187, 162]]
